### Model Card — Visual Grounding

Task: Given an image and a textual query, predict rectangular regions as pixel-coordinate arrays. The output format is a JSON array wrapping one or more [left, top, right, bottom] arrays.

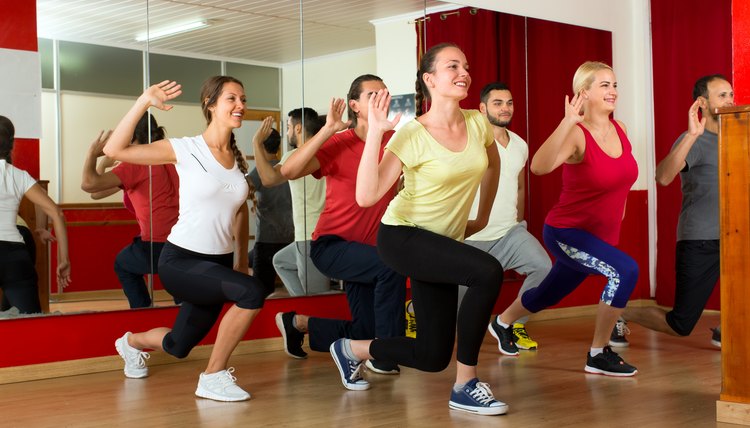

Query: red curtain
[[651, 0, 732, 309]]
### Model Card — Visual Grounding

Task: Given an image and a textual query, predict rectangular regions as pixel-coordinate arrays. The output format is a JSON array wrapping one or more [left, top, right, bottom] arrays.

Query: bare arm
[[356, 89, 403, 207], [280, 98, 349, 179], [25, 184, 71, 288], [516, 167, 526, 221], [33, 202, 55, 244], [103, 80, 181, 165], [233, 202, 250, 274], [530, 94, 585, 175], [90, 188, 122, 200], [465, 144, 501, 238], [82, 130, 124, 193], [655, 100, 705, 186], [252, 116, 288, 187]]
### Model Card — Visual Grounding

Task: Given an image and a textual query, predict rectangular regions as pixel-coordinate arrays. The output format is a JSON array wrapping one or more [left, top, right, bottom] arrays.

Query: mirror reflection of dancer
[[463, 82, 552, 355], [81, 113, 179, 308], [274, 75, 406, 376], [106, 77, 265, 402], [615, 75, 734, 348], [495, 62, 640, 377], [331, 44, 508, 416], [1, 115, 71, 313]]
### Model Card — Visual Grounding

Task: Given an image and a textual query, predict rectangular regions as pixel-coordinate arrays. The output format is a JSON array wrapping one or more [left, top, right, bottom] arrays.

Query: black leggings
[[0, 237, 40, 314], [158, 242, 265, 358], [369, 224, 503, 371]]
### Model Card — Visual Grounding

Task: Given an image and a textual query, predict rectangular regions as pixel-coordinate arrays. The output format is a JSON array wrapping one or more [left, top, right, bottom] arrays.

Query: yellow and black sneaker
[[512, 323, 538, 350], [405, 300, 417, 338]]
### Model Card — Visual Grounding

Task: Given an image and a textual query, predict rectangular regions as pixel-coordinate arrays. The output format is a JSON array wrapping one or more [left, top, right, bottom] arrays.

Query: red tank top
[[544, 119, 638, 245]]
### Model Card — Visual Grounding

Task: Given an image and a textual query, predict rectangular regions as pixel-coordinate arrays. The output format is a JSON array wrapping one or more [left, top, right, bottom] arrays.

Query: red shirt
[[112, 163, 179, 242], [312, 129, 396, 246], [544, 120, 638, 245]]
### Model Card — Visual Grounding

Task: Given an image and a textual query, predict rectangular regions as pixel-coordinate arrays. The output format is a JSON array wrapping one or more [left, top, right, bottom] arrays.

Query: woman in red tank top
[[491, 62, 640, 377]]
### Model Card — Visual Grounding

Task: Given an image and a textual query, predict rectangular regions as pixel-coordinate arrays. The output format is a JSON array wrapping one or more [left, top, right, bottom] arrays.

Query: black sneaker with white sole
[[585, 346, 637, 377], [609, 318, 630, 348], [711, 327, 721, 348], [488, 317, 519, 356], [275, 311, 307, 359]]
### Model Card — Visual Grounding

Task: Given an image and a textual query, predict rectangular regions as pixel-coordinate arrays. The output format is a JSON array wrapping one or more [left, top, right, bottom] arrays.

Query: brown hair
[[0, 115, 15, 163], [200, 75, 249, 175], [415, 43, 459, 116]]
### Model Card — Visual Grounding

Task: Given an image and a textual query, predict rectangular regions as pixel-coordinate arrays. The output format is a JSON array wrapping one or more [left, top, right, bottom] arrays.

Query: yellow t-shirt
[[381, 109, 494, 241]]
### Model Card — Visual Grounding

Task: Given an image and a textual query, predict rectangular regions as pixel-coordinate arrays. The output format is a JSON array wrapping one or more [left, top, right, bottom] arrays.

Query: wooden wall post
[[717, 105, 750, 425]]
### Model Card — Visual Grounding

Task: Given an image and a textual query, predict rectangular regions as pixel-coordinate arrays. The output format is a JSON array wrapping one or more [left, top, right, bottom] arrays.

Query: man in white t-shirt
[[463, 82, 552, 356], [252, 108, 329, 298]]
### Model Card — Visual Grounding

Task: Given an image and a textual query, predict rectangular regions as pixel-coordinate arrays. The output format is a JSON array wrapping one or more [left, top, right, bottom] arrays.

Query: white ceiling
[[37, 0, 453, 65]]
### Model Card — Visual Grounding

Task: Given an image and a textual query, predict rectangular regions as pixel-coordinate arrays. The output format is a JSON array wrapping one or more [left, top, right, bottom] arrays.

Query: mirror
[[10, 0, 612, 320]]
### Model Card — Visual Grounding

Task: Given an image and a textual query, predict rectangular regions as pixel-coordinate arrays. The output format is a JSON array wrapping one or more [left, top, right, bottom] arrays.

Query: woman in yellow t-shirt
[[327, 43, 507, 417]]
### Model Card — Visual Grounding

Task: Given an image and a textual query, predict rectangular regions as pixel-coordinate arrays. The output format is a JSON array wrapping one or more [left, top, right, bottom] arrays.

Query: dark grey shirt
[[248, 160, 294, 243], [676, 130, 718, 241]]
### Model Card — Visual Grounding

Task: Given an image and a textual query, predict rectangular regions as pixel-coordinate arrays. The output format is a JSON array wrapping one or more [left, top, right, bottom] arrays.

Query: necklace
[[585, 121, 611, 143]]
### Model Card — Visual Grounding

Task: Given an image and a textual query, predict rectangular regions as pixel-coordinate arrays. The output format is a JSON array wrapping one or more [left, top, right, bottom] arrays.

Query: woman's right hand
[[368, 89, 402, 134], [564, 93, 585, 124], [138, 80, 182, 111], [324, 97, 350, 132], [57, 260, 71, 289]]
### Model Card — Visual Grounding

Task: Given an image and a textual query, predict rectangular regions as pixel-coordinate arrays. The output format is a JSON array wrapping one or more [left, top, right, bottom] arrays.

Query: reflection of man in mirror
[[463, 82, 552, 354], [250, 109, 329, 298], [272, 74, 406, 375], [616, 75, 735, 348], [81, 113, 179, 308], [246, 127, 294, 297]]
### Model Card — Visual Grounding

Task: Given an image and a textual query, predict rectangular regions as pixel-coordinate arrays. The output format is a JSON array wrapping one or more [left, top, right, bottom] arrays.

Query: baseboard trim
[[0, 337, 282, 385], [717, 400, 750, 425]]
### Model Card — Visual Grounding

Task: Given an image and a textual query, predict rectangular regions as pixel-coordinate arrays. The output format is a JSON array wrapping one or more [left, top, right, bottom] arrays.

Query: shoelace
[[348, 360, 365, 382], [216, 367, 239, 386], [615, 320, 630, 337], [513, 326, 531, 340], [133, 351, 150, 368], [468, 382, 497, 406]]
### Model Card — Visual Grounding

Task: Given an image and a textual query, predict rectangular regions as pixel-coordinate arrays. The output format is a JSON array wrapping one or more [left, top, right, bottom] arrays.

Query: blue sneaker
[[329, 339, 370, 391], [449, 378, 508, 415]]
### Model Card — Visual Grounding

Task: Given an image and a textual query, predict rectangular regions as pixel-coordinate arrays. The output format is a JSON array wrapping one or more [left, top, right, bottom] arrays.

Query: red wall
[[651, 0, 732, 309], [1, 0, 40, 177]]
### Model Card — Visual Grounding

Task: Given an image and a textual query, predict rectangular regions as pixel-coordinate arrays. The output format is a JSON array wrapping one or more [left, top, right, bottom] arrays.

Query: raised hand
[[88, 130, 112, 157], [564, 93, 585, 124], [35, 228, 56, 244], [139, 80, 182, 111], [253, 116, 274, 145], [368, 89, 402, 134], [325, 97, 350, 132], [687, 99, 706, 137]]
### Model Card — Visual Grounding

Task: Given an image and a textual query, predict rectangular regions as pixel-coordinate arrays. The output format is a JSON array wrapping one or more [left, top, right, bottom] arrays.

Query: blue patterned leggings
[[521, 224, 638, 312]]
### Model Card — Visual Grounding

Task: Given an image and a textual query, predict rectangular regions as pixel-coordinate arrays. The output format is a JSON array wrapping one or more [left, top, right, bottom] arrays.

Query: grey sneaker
[[115, 332, 150, 379], [710, 327, 721, 348], [195, 367, 251, 402], [609, 318, 630, 348]]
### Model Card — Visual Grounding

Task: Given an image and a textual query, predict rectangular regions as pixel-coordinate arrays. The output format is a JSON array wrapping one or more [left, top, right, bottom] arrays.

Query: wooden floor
[[2, 314, 732, 427]]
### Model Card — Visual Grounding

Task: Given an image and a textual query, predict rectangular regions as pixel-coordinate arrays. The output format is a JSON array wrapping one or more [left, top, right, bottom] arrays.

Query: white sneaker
[[195, 367, 251, 402], [115, 332, 150, 379]]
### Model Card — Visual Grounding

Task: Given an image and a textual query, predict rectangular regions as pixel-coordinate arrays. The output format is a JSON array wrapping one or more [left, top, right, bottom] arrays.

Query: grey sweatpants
[[273, 240, 330, 296], [463, 221, 552, 324]]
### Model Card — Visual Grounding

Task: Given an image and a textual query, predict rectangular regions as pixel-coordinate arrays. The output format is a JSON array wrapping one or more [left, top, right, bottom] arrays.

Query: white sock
[[590, 347, 604, 357], [496, 316, 510, 329]]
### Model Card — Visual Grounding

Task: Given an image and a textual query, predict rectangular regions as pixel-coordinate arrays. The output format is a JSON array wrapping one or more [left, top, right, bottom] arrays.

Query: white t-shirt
[[167, 136, 249, 254], [0, 160, 36, 243], [279, 150, 325, 242], [467, 130, 528, 241]]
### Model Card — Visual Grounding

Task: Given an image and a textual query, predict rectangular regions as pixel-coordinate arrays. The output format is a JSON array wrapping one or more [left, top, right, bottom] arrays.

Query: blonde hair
[[572, 61, 613, 95]]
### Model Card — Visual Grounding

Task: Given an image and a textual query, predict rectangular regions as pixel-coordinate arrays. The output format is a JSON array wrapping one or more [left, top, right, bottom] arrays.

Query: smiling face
[[206, 81, 246, 129], [701, 78, 734, 120], [581, 69, 618, 113], [422, 46, 471, 102], [482, 89, 514, 128]]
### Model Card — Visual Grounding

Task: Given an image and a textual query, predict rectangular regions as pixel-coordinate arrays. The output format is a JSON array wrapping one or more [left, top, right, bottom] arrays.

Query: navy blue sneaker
[[449, 378, 508, 415], [329, 339, 370, 391]]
